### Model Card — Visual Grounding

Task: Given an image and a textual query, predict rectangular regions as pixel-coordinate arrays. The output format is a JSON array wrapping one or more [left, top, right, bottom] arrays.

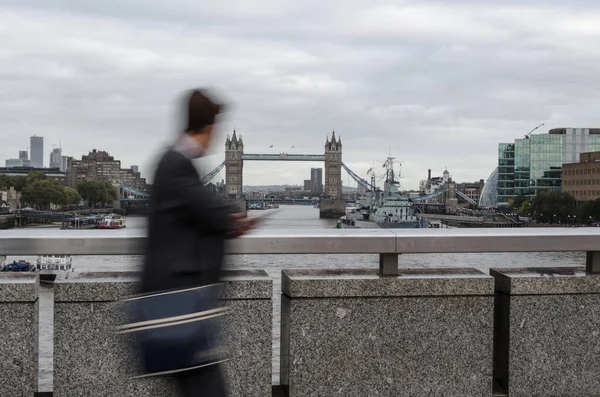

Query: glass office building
[[479, 167, 498, 207], [497, 128, 600, 203]]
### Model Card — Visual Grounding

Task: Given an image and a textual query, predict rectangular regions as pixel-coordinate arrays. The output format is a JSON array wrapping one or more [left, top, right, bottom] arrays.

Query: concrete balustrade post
[[491, 267, 600, 397], [53, 271, 272, 397], [0, 273, 39, 395], [281, 268, 495, 397]]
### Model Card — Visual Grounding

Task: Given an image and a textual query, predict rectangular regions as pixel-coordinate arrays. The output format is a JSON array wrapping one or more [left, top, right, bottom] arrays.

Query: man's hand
[[226, 212, 259, 239]]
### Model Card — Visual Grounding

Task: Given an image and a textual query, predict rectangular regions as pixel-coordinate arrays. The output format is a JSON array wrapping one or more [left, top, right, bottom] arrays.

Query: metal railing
[[1, 228, 599, 275]]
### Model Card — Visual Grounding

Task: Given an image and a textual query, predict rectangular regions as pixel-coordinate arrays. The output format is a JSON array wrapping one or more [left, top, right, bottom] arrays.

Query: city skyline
[[2, 1, 600, 189]]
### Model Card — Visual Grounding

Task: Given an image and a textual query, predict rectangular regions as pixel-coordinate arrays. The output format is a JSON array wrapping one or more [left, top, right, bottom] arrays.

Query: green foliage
[[519, 200, 531, 216], [577, 198, 600, 223], [26, 171, 47, 185], [5, 171, 116, 209], [0, 175, 27, 191], [11, 176, 28, 191], [21, 180, 65, 210], [63, 187, 82, 206], [507, 195, 528, 211], [77, 180, 117, 208], [531, 191, 577, 223]]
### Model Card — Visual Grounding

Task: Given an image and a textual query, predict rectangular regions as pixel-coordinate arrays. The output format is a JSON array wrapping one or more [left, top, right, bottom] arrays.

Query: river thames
[[3, 205, 585, 391]]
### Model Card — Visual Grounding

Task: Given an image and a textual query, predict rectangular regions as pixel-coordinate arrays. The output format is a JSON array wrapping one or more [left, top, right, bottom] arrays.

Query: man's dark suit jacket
[[140, 148, 232, 293]]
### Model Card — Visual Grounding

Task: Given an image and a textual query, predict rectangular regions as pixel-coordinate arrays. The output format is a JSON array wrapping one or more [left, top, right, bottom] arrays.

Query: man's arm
[[159, 154, 232, 234]]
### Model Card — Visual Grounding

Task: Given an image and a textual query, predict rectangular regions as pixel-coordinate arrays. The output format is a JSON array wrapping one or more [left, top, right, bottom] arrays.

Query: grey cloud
[[2, 1, 600, 189]]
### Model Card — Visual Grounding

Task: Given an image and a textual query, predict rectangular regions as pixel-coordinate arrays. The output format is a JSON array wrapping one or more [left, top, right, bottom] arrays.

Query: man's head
[[183, 88, 225, 148]]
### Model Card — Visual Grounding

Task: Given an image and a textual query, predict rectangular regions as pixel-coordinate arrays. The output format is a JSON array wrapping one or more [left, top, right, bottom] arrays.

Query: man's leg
[[175, 365, 226, 397]]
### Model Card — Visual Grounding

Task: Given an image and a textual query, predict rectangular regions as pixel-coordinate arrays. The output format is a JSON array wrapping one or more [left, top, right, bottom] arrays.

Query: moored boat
[[335, 156, 428, 229], [1, 260, 35, 272], [36, 254, 74, 283], [61, 216, 99, 230], [96, 214, 126, 229]]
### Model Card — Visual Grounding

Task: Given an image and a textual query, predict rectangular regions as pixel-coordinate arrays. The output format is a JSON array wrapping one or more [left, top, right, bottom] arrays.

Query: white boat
[[96, 214, 126, 229], [36, 255, 73, 271]]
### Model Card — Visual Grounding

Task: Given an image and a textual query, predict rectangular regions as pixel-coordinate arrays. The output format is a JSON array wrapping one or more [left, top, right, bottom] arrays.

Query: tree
[[11, 176, 28, 192], [99, 180, 118, 202], [63, 187, 82, 206], [20, 179, 65, 210], [531, 191, 577, 223], [0, 175, 27, 191], [78, 180, 117, 208], [577, 198, 600, 223], [26, 171, 47, 185], [519, 200, 532, 216], [0, 175, 12, 189], [507, 195, 528, 210]]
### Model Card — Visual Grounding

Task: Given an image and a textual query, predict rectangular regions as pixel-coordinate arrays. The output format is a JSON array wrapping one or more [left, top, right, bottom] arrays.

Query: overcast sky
[[2, 1, 600, 189]]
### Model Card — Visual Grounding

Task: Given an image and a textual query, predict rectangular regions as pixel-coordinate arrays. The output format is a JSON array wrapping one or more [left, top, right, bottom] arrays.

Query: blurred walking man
[[140, 89, 256, 396]]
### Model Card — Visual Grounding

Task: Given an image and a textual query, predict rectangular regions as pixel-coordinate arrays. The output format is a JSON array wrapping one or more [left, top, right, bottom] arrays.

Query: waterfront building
[[479, 168, 498, 207], [562, 151, 600, 202], [456, 180, 485, 203], [497, 128, 600, 203], [68, 149, 146, 190]]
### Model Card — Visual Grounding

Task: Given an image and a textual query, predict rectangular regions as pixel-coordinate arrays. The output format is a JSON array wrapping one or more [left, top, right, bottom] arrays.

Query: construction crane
[[525, 123, 545, 139]]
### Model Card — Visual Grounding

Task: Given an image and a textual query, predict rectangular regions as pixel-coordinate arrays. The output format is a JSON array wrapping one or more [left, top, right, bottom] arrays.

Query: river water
[[4, 205, 585, 392]]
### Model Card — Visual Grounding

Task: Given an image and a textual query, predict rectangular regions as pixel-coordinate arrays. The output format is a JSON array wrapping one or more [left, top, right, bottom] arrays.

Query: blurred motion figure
[[140, 89, 256, 396]]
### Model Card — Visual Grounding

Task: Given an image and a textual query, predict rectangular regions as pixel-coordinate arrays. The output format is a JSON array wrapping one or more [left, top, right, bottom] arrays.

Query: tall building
[[310, 167, 323, 194], [49, 148, 62, 169], [17, 151, 30, 167], [60, 156, 70, 172], [131, 165, 139, 174], [30, 136, 43, 168], [497, 128, 600, 203]]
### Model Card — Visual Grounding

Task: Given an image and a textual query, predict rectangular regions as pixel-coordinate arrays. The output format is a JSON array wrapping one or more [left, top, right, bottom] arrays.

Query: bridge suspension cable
[[200, 161, 226, 185], [414, 189, 447, 202], [455, 190, 478, 206], [341, 162, 381, 193], [120, 184, 149, 198]]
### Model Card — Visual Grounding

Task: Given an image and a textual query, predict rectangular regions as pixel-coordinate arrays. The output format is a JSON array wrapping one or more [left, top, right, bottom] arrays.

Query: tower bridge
[[222, 130, 346, 218], [223, 130, 343, 201], [110, 129, 481, 218], [188, 130, 481, 217]]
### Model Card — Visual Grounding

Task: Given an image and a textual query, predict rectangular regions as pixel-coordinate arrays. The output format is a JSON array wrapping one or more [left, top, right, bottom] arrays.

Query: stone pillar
[[53, 270, 272, 397], [281, 268, 494, 397], [0, 273, 39, 395], [225, 130, 244, 198], [318, 199, 346, 219], [490, 267, 600, 397]]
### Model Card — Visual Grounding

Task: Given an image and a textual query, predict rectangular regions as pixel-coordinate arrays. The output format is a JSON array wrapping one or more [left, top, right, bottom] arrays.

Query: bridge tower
[[225, 130, 244, 198], [324, 132, 342, 199]]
